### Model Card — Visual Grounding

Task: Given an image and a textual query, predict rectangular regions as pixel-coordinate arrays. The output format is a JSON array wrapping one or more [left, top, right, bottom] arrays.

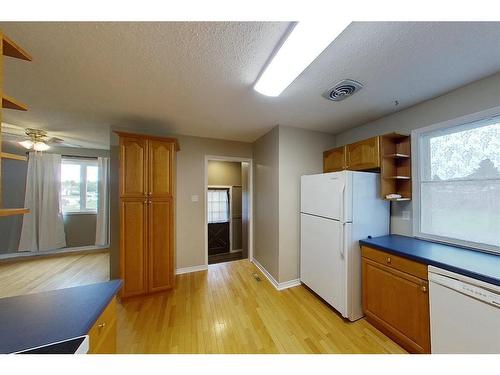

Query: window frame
[[61, 157, 99, 215], [207, 186, 231, 224], [412, 107, 500, 254]]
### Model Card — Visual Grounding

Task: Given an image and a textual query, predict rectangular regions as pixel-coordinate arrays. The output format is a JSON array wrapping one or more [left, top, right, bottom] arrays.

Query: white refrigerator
[[300, 171, 389, 321]]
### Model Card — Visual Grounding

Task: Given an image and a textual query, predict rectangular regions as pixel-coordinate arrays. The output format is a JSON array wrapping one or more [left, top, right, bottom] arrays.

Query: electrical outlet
[[191, 195, 199, 202]]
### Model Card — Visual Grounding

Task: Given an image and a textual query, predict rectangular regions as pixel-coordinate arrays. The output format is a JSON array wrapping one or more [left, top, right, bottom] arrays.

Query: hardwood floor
[[117, 259, 405, 354], [0, 252, 405, 354], [208, 250, 243, 265], [0, 251, 109, 298]]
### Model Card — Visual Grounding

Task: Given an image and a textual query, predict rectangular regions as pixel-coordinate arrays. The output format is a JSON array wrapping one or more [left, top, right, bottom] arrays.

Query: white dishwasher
[[428, 266, 500, 354]]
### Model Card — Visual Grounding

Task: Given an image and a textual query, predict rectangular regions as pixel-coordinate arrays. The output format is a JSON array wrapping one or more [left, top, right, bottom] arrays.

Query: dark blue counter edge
[[359, 237, 500, 287], [0, 279, 122, 354], [78, 280, 123, 334]]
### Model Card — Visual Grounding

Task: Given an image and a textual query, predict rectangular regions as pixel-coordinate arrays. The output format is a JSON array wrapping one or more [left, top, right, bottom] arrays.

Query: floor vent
[[322, 79, 363, 102]]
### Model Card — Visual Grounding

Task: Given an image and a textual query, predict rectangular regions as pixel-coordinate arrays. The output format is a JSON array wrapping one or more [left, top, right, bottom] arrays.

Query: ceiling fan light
[[33, 141, 50, 151], [19, 140, 34, 149]]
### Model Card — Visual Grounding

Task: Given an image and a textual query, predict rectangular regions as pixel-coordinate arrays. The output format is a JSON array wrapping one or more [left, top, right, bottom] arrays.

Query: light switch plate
[[191, 195, 199, 202], [402, 210, 410, 221]]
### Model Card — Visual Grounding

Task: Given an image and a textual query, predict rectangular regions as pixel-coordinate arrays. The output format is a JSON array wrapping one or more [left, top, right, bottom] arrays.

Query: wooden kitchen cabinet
[[346, 136, 380, 170], [322, 133, 412, 200], [117, 131, 179, 298], [88, 297, 117, 354], [323, 146, 346, 172], [361, 246, 430, 354]]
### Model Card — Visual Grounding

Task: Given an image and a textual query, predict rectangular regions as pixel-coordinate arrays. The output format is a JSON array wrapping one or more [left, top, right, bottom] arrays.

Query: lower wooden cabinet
[[88, 297, 117, 354], [361, 246, 430, 354]]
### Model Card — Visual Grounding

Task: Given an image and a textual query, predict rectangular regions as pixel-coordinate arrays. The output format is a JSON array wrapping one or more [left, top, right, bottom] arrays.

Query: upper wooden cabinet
[[361, 246, 430, 354], [323, 133, 412, 201], [148, 139, 173, 197], [323, 146, 346, 172], [117, 131, 179, 298], [120, 136, 147, 197], [346, 136, 380, 171]]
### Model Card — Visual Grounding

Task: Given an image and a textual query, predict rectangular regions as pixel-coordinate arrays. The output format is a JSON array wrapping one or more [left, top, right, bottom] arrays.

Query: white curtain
[[95, 157, 109, 246], [19, 153, 66, 252]]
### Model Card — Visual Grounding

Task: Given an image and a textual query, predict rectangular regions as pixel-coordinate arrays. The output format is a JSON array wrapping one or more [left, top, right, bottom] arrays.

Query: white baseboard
[[277, 278, 301, 291], [176, 264, 208, 275], [251, 258, 301, 291]]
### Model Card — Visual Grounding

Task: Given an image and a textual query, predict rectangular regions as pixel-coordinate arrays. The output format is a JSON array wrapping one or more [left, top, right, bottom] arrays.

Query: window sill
[[63, 211, 97, 216]]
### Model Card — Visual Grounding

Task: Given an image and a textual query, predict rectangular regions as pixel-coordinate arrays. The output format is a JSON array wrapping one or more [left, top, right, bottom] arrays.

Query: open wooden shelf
[[380, 133, 412, 201], [384, 176, 411, 180], [0, 208, 30, 217], [1, 152, 27, 161], [2, 94, 28, 111], [2, 34, 32, 61], [383, 153, 410, 159]]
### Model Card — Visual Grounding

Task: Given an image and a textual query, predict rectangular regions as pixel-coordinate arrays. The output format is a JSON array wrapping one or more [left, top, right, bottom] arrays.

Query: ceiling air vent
[[322, 79, 363, 102]]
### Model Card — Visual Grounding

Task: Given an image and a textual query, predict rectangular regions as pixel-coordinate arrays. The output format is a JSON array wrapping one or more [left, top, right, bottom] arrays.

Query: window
[[207, 188, 229, 223], [414, 114, 500, 252], [61, 158, 98, 213]]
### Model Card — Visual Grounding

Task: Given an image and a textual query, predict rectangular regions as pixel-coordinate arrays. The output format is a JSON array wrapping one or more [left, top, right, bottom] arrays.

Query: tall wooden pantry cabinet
[[116, 131, 179, 298]]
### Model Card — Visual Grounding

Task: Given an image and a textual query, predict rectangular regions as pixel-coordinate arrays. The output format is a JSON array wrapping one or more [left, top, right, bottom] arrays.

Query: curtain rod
[[24, 152, 100, 160]]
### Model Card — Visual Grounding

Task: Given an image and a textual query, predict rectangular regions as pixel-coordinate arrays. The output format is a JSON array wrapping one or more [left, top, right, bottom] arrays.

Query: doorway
[[204, 156, 252, 266]]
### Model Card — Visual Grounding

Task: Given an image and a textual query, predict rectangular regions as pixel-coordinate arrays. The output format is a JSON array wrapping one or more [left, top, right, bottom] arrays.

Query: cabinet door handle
[[386, 257, 391, 264], [98, 322, 106, 329], [421, 285, 427, 293]]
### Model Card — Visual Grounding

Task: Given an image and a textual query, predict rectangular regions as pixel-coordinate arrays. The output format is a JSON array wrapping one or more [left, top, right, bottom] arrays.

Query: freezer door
[[300, 213, 346, 316], [301, 172, 351, 221]]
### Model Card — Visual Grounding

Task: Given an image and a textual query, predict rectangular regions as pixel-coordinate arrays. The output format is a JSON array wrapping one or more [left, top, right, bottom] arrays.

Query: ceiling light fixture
[[254, 21, 351, 97], [18, 128, 51, 152], [19, 140, 34, 149], [33, 141, 50, 152]]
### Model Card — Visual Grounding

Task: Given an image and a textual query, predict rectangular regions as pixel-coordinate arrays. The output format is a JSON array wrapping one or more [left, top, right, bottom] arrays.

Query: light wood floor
[[0, 253, 405, 354], [0, 252, 109, 298]]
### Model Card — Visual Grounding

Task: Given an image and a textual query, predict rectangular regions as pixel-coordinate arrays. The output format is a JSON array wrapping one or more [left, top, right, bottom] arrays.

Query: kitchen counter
[[0, 280, 122, 354], [359, 235, 500, 287]]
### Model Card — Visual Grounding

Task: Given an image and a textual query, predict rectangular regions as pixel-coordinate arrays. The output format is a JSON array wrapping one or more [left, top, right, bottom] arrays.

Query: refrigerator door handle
[[340, 222, 345, 258], [340, 182, 346, 223]]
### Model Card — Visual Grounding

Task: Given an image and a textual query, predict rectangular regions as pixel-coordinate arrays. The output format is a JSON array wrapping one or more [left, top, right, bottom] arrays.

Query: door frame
[[207, 185, 233, 254], [204, 155, 253, 267]]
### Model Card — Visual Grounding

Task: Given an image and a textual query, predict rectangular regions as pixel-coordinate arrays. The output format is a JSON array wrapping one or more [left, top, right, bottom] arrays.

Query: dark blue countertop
[[359, 235, 500, 287], [0, 280, 122, 354]]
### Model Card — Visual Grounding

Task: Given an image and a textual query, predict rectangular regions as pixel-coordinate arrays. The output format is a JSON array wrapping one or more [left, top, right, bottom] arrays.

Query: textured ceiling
[[1, 21, 500, 149]]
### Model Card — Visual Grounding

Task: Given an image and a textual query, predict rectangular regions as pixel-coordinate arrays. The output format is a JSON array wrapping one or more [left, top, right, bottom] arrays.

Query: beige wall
[[109, 128, 253, 278], [335, 71, 500, 236], [208, 161, 241, 186], [207, 160, 243, 251], [253, 126, 280, 280], [252, 125, 336, 283], [278, 126, 336, 282]]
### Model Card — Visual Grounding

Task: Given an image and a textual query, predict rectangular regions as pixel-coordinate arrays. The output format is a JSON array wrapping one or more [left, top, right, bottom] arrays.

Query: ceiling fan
[[1, 123, 81, 151], [17, 128, 60, 151]]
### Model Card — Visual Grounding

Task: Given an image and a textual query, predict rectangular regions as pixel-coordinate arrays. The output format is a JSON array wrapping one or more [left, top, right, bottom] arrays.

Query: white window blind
[[208, 189, 229, 223], [415, 116, 500, 252]]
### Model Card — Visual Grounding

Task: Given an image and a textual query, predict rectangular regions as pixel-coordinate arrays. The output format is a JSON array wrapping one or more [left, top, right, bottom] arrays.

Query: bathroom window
[[61, 158, 98, 213], [414, 114, 500, 252]]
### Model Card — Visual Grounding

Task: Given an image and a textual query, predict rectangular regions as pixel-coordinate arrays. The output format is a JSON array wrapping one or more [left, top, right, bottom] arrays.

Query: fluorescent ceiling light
[[254, 21, 351, 97]]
